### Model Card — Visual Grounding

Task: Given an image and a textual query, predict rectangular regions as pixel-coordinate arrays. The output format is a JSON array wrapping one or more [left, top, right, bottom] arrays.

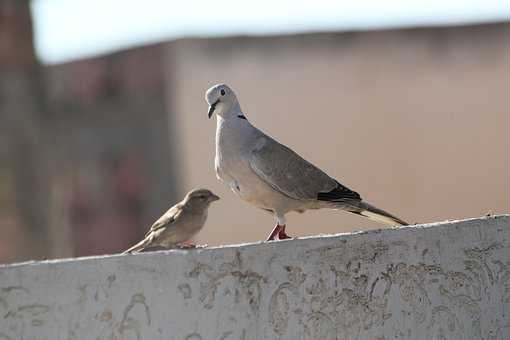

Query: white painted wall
[[0, 215, 509, 339]]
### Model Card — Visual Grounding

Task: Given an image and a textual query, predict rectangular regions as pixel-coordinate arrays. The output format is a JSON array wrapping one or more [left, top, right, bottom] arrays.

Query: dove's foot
[[266, 224, 292, 241]]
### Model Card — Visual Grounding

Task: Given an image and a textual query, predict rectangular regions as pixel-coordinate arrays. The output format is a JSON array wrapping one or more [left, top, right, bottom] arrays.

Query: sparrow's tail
[[344, 200, 409, 226], [122, 238, 149, 254]]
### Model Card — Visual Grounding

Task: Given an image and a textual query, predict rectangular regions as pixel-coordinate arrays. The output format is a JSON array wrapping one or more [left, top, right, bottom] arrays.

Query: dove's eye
[[220, 89, 226, 96]]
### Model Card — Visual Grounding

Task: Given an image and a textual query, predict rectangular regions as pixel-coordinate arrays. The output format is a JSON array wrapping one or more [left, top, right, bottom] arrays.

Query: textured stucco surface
[[0, 215, 509, 339]]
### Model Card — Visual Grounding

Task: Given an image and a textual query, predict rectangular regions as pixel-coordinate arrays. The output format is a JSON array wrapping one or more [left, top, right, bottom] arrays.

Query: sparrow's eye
[[220, 89, 226, 96]]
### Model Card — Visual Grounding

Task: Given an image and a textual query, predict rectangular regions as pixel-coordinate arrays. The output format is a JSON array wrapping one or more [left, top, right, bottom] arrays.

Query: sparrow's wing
[[145, 203, 184, 236]]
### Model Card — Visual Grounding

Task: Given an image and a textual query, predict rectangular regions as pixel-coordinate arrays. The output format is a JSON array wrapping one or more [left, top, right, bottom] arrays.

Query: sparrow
[[123, 188, 219, 253]]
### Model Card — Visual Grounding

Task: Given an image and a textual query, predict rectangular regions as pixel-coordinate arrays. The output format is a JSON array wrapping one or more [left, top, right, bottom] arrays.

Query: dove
[[123, 189, 219, 253], [206, 84, 408, 241]]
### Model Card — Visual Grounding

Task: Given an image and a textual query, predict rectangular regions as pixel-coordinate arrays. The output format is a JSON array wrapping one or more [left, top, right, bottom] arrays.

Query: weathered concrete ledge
[[1, 215, 509, 339]]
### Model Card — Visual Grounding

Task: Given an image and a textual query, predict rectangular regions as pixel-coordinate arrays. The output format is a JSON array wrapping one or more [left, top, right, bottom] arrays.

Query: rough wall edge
[[1, 214, 508, 269]]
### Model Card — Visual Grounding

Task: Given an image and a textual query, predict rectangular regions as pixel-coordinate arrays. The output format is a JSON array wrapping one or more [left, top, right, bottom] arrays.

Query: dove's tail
[[122, 238, 149, 254], [344, 200, 409, 226]]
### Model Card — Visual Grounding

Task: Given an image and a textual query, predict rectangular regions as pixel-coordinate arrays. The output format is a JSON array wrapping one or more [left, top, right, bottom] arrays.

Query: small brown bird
[[123, 189, 220, 253]]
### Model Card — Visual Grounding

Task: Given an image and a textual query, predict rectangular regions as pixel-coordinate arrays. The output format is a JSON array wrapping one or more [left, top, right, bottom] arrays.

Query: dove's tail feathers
[[345, 200, 409, 226], [122, 238, 150, 254]]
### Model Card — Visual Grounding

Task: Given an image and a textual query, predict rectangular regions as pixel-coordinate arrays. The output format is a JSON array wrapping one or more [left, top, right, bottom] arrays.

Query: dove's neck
[[216, 113, 251, 134], [216, 100, 243, 120]]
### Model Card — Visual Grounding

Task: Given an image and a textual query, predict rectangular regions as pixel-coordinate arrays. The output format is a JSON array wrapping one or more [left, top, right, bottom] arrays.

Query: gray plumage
[[123, 189, 219, 253], [206, 84, 407, 240]]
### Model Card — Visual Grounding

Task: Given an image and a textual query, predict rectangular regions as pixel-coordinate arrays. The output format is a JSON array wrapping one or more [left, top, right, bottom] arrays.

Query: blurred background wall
[[0, 1, 509, 263], [170, 27, 510, 245], [0, 1, 180, 263]]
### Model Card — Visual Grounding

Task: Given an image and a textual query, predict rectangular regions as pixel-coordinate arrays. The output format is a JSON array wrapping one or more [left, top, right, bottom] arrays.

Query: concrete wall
[[166, 24, 510, 246], [1, 215, 509, 339]]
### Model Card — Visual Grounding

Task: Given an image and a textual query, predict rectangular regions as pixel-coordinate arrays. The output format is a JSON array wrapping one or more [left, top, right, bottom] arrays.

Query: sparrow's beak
[[210, 193, 220, 201], [208, 100, 218, 118]]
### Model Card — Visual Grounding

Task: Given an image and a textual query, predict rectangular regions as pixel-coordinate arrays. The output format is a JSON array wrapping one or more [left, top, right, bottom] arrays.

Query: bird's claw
[[266, 224, 293, 241], [176, 243, 197, 249], [175, 243, 208, 249]]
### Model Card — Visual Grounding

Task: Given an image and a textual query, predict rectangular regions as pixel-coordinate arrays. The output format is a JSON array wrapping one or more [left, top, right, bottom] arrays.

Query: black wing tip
[[317, 181, 361, 201]]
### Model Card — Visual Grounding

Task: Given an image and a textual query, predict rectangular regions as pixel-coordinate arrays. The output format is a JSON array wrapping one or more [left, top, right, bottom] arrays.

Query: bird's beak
[[210, 193, 220, 201], [208, 100, 218, 119]]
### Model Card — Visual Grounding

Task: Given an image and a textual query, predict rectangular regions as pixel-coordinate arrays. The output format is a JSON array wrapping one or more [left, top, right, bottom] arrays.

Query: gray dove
[[123, 189, 219, 253], [206, 84, 408, 241]]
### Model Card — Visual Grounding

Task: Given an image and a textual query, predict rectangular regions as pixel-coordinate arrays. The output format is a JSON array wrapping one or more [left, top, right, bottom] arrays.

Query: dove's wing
[[247, 135, 360, 202], [145, 203, 184, 237]]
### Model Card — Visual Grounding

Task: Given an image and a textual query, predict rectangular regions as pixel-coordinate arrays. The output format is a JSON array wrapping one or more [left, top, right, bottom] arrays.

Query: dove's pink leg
[[277, 225, 291, 239], [266, 225, 292, 241], [266, 225, 281, 241]]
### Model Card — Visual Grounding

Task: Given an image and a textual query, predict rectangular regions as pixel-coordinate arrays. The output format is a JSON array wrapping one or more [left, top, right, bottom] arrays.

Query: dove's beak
[[208, 100, 218, 118]]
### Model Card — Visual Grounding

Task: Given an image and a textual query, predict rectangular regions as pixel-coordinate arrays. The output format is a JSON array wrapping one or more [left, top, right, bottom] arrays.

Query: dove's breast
[[215, 117, 304, 214], [215, 117, 252, 186]]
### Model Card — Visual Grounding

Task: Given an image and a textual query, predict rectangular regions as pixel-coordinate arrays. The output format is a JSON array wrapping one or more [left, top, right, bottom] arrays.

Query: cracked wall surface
[[0, 215, 509, 339]]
